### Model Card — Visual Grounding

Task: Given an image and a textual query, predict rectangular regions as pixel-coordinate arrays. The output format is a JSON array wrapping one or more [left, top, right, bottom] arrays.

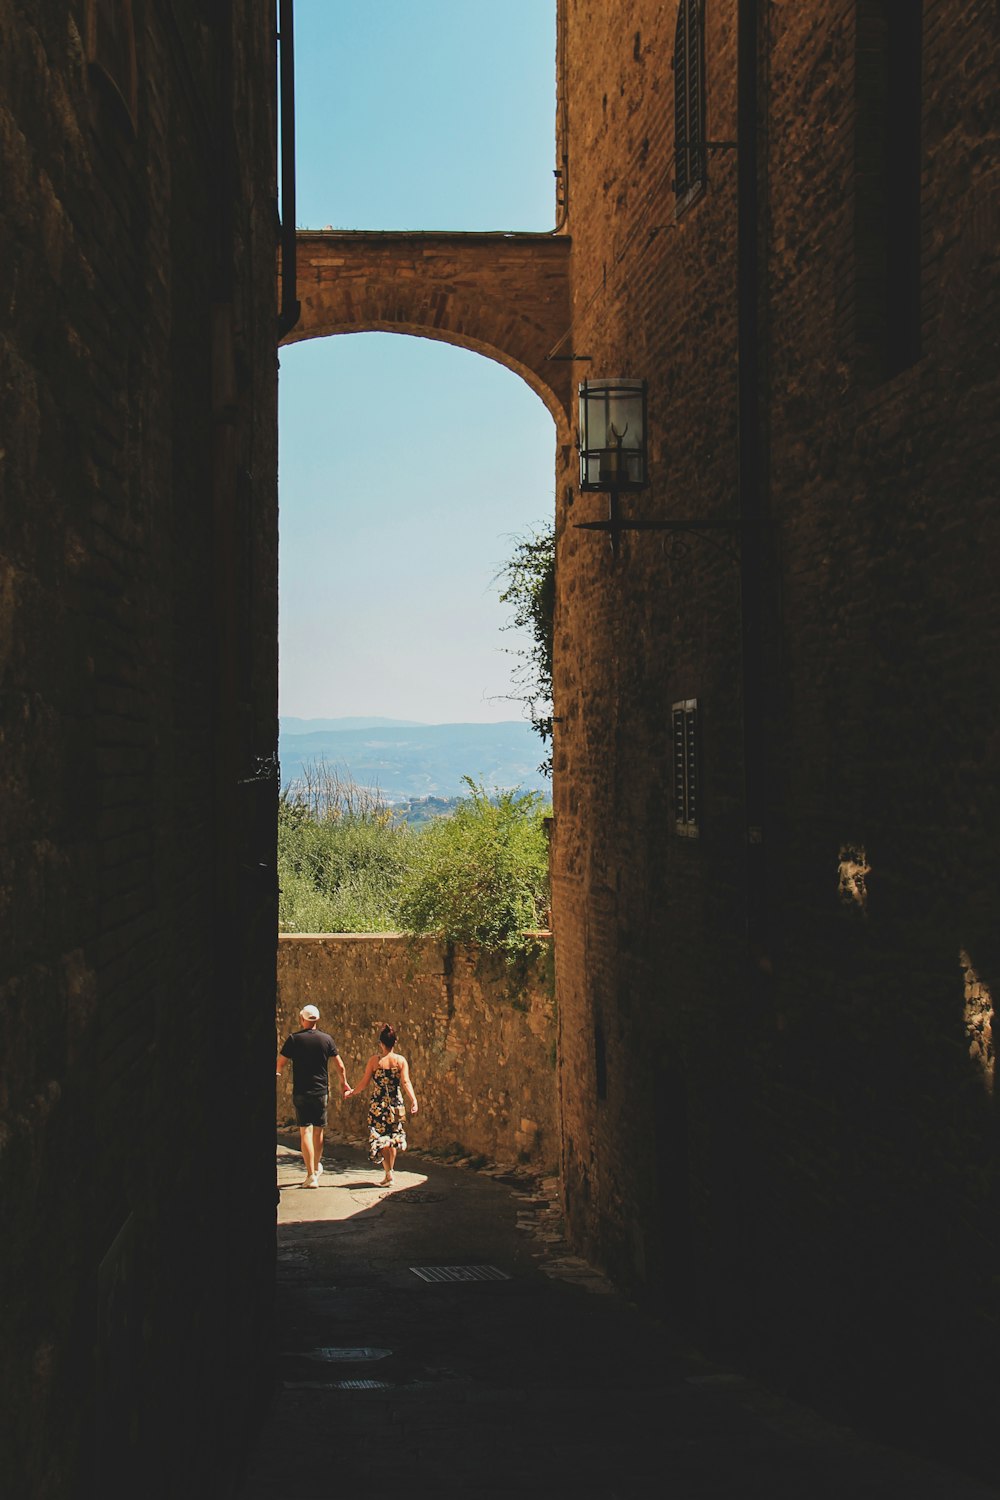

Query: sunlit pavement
[[241, 1144, 997, 1499]]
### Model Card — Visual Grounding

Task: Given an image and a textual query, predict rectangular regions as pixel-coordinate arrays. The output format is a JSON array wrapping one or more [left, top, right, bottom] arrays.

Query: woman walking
[[351, 1023, 418, 1185]]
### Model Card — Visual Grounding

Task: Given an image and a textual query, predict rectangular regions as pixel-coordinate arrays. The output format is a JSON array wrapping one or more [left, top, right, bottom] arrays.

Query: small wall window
[[673, 0, 706, 207], [672, 699, 700, 838], [854, 0, 923, 377], [594, 1021, 608, 1101], [87, 0, 138, 131]]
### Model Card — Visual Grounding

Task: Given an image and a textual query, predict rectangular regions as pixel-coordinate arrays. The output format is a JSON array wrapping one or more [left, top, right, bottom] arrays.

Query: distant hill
[[278, 719, 551, 802], [279, 715, 425, 734]]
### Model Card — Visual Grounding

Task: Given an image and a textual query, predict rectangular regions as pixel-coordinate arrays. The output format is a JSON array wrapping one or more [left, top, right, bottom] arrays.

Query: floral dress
[[368, 1065, 407, 1162]]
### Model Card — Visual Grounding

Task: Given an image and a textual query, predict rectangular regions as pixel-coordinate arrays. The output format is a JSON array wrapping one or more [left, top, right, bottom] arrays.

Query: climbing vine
[[497, 524, 555, 773]]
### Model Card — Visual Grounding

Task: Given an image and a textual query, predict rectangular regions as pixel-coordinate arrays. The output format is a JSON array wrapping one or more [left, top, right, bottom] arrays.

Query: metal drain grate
[[300, 1347, 391, 1362], [409, 1264, 510, 1283], [283, 1379, 393, 1391]]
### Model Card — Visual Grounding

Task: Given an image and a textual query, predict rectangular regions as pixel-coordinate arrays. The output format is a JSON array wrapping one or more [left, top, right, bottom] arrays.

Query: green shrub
[[396, 777, 550, 961], [278, 767, 551, 958], [277, 780, 415, 933]]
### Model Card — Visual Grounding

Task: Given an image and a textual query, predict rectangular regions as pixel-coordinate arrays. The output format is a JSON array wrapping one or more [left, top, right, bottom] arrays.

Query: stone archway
[[282, 230, 573, 440]]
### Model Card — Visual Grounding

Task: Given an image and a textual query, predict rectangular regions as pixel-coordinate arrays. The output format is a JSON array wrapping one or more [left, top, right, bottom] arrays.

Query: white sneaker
[[315, 1161, 324, 1178], [303, 1172, 318, 1188]]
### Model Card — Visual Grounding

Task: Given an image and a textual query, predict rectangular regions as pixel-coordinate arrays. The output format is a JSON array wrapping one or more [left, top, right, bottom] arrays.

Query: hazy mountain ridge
[[279, 715, 424, 733], [278, 719, 550, 802]]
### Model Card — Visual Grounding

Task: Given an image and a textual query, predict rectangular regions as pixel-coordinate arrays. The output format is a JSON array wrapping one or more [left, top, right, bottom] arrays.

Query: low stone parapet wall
[[276, 934, 557, 1170]]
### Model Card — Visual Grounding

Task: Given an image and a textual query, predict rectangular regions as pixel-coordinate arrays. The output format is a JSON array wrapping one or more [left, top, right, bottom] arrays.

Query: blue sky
[[278, 0, 557, 723]]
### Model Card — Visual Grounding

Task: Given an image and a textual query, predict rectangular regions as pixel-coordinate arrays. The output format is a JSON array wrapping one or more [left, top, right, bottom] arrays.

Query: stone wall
[[0, 4, 279, 1495], [288, 230, 573, 439], [277, 935, 557, 1171], [550, 0, 1000, 1474], [252, 12, 1000, 1473]]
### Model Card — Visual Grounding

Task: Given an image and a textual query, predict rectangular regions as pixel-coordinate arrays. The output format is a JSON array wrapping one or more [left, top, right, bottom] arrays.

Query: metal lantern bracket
[[574, 498, 754, 563], [574, 378, 756, 561]]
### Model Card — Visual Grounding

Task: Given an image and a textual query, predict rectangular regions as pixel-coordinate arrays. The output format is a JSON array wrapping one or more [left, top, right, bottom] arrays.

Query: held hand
[[410, 1102, 419, 1115], [343, 1084, 354, 1098]]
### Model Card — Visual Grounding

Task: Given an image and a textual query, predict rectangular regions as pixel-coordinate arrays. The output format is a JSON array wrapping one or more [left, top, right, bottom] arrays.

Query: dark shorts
[[292, 1092, 328, 1127]]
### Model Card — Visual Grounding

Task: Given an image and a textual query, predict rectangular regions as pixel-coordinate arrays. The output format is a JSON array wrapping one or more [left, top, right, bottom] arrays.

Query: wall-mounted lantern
[[576, 379, 648, 556], [578, 379, 648, 492], [575, 376, 745, 562]]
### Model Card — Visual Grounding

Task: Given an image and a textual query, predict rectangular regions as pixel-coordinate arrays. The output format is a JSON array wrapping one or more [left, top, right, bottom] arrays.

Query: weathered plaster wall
[[277, 935, 557, 1171], [0, 4, 279, 1495]]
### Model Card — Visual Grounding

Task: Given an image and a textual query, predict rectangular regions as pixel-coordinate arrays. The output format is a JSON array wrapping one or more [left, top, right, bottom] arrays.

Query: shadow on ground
[[240, 1142, 998, 1500]]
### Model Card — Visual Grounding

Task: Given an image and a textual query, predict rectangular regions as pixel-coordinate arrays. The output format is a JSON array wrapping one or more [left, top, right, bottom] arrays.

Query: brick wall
[[0, 4, 279, 1495], [553, 0, 746, 1295], [276, 935, 558, 1171], [288, 230, 573, 438], [551, 0, 1000, 1471]]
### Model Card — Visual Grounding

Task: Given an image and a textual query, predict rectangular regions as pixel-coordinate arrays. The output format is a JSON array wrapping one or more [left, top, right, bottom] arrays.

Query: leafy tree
[[396, 777, 551, 961], [278, 766, 552, 959]]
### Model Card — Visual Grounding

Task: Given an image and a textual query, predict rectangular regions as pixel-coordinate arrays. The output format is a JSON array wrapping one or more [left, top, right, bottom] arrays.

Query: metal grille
[[283, 1378, 392, 1391], [409, 1264, 510, 1283], [302, 1346, 391, 1362], [672, 699, 700, 837], [673, 0, 706, 201]]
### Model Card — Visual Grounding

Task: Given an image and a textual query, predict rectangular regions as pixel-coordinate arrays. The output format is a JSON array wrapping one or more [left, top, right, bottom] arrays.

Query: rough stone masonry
[[276, 934, 558, 1171]]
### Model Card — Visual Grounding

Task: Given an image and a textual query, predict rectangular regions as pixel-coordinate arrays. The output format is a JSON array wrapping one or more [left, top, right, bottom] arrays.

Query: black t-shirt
[[280, 1027, 339, 1096]]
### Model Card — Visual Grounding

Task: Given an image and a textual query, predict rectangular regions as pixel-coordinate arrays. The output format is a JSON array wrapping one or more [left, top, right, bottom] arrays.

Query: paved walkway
[[241, 1143, 997, 1500]]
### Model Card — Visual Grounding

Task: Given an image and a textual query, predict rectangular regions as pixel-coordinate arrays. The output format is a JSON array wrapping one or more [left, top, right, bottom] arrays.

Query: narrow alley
[[5, 8, 1000, 1493], [241, 1145, 997, 1500]]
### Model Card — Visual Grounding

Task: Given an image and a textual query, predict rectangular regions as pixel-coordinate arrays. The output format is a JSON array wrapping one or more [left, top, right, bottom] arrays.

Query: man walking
[[276, 1004, 352, 1187]]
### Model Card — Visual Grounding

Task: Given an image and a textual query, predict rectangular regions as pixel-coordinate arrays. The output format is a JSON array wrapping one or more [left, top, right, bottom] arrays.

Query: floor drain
[[298, 1347, 391, 1362], [283, 1379, 393, 1391], [409, 1265, 510, 1283]]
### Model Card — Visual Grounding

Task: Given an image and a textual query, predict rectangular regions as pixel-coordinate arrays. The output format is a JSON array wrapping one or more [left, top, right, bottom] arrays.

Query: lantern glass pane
[[578, 379, 647, 490]]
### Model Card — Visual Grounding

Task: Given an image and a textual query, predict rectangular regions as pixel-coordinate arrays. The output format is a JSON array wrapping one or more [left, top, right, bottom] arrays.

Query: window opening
[[673, 0, 706, 207], [855, 0, 923, 377], [594, 1021, 608, 1100], [86, 0, 138, 131]]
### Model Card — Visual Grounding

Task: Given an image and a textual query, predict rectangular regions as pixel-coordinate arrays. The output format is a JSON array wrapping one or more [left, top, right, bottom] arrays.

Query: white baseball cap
[[300, 1004, 320, 1020]]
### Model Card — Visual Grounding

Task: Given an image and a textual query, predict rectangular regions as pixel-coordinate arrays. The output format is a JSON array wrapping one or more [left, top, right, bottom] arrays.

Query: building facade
[[0, 3, 280, 1494], [551, 0, 1000, 1469], [4, 0, 998, 1489], [277, 0, 998, 1470]]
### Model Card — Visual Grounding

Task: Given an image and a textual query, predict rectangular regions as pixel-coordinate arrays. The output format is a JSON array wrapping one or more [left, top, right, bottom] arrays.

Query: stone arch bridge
[[281, 230, 574, 441]]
